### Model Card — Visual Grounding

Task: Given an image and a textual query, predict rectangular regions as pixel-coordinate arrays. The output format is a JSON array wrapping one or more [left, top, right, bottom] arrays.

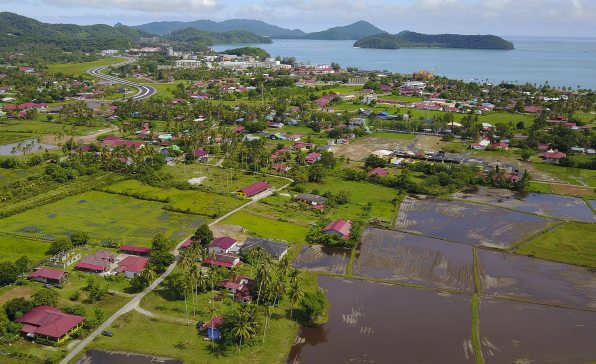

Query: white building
[[101, 50, 119, 56]]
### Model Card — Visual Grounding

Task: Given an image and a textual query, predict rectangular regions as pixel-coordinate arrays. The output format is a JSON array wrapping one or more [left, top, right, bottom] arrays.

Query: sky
[[3, 0, 596, 37]]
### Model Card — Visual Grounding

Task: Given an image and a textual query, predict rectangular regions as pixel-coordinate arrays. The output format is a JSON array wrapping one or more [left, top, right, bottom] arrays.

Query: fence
[[0, 228, 57, 241]]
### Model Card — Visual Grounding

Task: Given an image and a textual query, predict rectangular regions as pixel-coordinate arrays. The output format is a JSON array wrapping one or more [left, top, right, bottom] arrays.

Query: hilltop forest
[[354, 32, 515, 50]]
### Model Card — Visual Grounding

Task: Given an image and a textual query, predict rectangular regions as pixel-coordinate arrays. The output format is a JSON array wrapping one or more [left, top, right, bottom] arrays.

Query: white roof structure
[[372, 150, 393, 157]]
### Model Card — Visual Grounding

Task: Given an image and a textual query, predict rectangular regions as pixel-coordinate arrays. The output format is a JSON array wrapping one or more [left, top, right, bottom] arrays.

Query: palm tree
[[141, 267, 157, 291], [262, 303, 274, 345], [272, 277, 286, 307], [287, 282, 304, 319], [288, 269, 302, 285], [207, 304, 219, 349], [276, 256, 292, 278], [188, 264, 201, 316], [232, 311, 255, 355], [256, 262, 271, 305]]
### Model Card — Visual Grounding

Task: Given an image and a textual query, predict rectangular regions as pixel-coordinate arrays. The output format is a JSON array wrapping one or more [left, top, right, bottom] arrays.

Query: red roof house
[[119, 245, 151, 256], [16, 306, 85, 343], [322, 219, 353, 239], [542, 151, 567, 162], [237, 181, 271, 198], [232, 126, 245, 133], [272, 164, 290, 171], [29, 268, 68, 284], [208, 237, 237, 254], [117, 256, 149, 278], [204, 252, 241, 268], [217, 276, 255, 304], [75, 250, 115, 273], [368, 167, 388, 176]]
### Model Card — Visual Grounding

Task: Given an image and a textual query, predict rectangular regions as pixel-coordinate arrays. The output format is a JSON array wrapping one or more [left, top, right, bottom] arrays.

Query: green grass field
[[534, 163, 596, 187], [527, 182, 552, 194], [516, 222, 596, 267], [103, 180, 245, 216], [220, 210, 309, 243], [369, 131, 416, 140], [0, 119, 107, 139], [47, 57, 126, 76], [0, 236, 50, 263], [0, 191, 206, 247]]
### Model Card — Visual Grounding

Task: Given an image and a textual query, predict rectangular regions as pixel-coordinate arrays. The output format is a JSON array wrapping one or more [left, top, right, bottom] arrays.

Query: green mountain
[[0, 12, 155, 51], [166, 28, 273, 45], [354, 32, 515, 50], [273, 21, 387, 40], [129, 19, 304, 37]]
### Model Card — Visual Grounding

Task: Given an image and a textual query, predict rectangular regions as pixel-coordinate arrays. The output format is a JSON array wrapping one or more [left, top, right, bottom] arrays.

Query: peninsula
[[354, 31, 515, 50]]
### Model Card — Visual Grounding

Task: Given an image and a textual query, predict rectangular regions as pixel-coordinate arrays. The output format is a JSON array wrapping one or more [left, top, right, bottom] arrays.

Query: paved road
[[86, 58, 157, 101]]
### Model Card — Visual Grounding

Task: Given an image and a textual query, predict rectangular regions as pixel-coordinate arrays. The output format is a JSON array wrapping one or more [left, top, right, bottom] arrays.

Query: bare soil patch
[[210, 223, 247, 240], [330, 137, 410, 161], [414, 135, 446, 152], [0, 287, 35, 303], [551, 183, 596, 197]]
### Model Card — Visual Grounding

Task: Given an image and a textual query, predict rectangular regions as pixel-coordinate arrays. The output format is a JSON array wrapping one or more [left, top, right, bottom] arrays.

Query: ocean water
[[211, 36, 596, 89]]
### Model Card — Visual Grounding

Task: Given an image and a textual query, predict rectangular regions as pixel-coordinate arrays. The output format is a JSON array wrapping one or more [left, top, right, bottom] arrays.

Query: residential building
[[363, 95, 377, 104], [202, 316, 223, 339], [203, 252, 241, 268], [29, 268, 68, 284], [208, 237, 237, 254], [166, 47, 175, 56], [348, 77, 369, 85], [189, 150, 209, 161], [140, 37, 160, 42], [542, 151, 567, 162], [217, 275, 255, 304], [322, 219, 353, 239], [119, 246, 150, 256], [240, 237, 289, 260], [16, 306, 85, 345], [100, 50, 118, 56], [296, 193, 328, 206], [237, 181, 272, 198], [368, 167, 388, 176], [74, 250, 115, 274], [117, 256, 149, 278], [176, 60, 202, 68]]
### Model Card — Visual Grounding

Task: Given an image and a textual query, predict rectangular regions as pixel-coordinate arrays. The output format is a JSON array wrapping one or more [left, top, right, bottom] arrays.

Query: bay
[[211, 36, 596, 89]]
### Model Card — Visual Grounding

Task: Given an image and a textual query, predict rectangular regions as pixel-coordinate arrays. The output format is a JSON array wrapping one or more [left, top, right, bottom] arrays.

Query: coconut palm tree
[[188, 264, 201, 316], [288, 269, 302, 285], [276, 256, 292, 279], [233, 311, 256, 355], [272, 277, 286, 307], [287, 282, 304, 319], [262, 303, 274, 345], [256, 262, 271, 306], [141, 267, 157, 290]]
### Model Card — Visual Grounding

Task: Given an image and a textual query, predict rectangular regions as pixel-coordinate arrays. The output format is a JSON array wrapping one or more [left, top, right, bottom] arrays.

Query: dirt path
[[41, 126, 119, 145]]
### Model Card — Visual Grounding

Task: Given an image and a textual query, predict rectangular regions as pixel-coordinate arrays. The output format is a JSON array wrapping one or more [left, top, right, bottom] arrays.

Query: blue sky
[[3, 0, 596, 36]]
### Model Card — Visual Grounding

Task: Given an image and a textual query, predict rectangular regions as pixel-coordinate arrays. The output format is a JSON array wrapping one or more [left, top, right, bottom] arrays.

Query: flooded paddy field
[[452, 187, 596, 222], [291, 245, 351, 275], [352, 227, 476, 292], [478, 298, 596, 364], [0, 191, 205, 246], [75, 349, 182, 364], [286, 276, 475, 364], [477, 249, 596, 309], [395, 195, 556, 248]]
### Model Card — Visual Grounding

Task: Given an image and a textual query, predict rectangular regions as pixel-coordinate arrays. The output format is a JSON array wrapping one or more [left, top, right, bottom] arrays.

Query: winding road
[[86, 58, 157, 101]]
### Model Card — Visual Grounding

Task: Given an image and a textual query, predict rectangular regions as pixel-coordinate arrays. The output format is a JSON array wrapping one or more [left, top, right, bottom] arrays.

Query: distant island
[[354, 32, 515, 50], [165, 28, 272, 45], [127, 19, 304, 37], [271, 21, 386, 40]]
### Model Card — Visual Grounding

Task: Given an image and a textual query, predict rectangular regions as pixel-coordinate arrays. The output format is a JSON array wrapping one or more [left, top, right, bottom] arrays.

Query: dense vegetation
[[128, 19, 305, 37], [0, 12, 156, 51], [354, 32, 515, 50], [221, 47, 271, 60], [273, 21, 386, 40], [166, 28, 273, 45]]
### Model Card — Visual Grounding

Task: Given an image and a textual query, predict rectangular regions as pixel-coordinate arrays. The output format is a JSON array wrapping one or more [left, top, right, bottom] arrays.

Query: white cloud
[[413, 0, 466, 12], [42, 0, 220, 13]]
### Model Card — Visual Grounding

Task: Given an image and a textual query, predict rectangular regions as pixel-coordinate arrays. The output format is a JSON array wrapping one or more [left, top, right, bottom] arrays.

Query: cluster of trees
[[222, 47, 271, 60], [166, 28, 272, 45], [0, 256, 32, 285], [354, 32, 514, 50], [306, 217, 364, 248]]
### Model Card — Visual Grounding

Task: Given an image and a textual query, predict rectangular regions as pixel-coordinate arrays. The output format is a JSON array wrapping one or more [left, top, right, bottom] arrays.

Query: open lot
[[452, 187, 596, 222], [479, 298, 596, 364], [0, 191, 205, 247], [291, 245, 351, 275], [477, 249, 596, 310], [534, 163, 596, 187], [287, 276, 476, 363], [0, 236, 50, 264], [329, 136, 411, 161], [103, 180, 245, 216], [218, 210, 309, 244], [515, 222, 596, 267], [395, 195, 557, 249], [352, 227, 475, 292]]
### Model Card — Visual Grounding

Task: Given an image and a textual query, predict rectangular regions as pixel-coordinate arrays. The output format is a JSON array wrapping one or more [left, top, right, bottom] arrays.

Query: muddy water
[[353, 227, 476, 292], [286, 276, 475, 364], [452, 187, 596, 222], [292, 245, 351, 275], [477, 249, 596, 309], [75, 349, 182, 364], [395, 195, 555, 248], [479, 298, 596, 364]]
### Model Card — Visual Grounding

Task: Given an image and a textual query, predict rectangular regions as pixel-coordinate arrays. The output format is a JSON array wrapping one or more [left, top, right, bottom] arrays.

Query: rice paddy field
[[102, 180, 245, 216], [0, 191, 206, 247], [452, 187, 596, 222], [286, 276, 476, 364], [477, 249, 596, 310], [291, 245, 351, 275], [395, 195, 557, 249], [352, 227, 476, 292], [478, 298, 596, 364]]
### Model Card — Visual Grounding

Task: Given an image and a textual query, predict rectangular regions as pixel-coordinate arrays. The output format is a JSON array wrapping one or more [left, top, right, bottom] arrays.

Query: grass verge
[[471, 295, 484, 364]]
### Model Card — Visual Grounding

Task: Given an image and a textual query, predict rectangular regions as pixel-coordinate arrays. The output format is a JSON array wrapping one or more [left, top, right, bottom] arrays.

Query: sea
[[211, 36, 596, 89]]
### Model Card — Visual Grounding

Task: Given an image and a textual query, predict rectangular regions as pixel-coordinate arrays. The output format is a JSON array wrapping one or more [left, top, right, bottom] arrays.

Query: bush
[[302, 289, 328, 325]]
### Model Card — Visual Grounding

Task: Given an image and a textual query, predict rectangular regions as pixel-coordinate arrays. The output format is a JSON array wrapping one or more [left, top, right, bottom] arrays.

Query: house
[[117, 256, 149, 278], [349, 118, 366, 129], [305, 152, 321, 164], [268, 122, 283, 128], [514, 135, 529, 140], [232, 126, 245, 133], [471, 143, 485, 150], [202, 316, 223, 339], [322, 219, 353, 239], [293, 142, 315, 150], [75, 250, 115, 274], [208, 237, 237, 254], [179, 238, 199, 250], [240, 236, 289, 260], [296, 193, 328, 206], [119, 246, 150, 256], [237, 181, 272, 198], [217, 276, 255, 304], [490, 142, 509, 149], [29, 268, 68, 284], [16, 306, 85, 345], [203, 252, 241, 268], [368, 167, 388, 176], [542, 151, 567, 162], [537, 144, 550, 151], [336, 138, 349, 144], [287, 134, 303, 141], [189, 150, 209, 161], [271, 164, 290, 171]]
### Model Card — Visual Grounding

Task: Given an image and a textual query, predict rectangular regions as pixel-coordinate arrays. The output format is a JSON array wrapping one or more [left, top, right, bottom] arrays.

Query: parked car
[[101, 331, 114, 337], [54, 284, 63, 289], [42, 284, 52, 289]]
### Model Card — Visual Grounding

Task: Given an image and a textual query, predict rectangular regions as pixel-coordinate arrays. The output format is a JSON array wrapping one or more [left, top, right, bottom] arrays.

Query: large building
[[75, 250, 115, 274], [240, 236, 289, 260], [140, 37, 160, 42], [236, 181, 272, 198], [29, 268, 68, 284], [16, 306, 85, 345]]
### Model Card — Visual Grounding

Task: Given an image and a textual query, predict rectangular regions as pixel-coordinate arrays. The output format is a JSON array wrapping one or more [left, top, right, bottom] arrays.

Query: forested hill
[[354, 32, 515, 50], [0, 12, 156, 51], [272, 21, 387, 40], [128, 19, 304, 37], [166, 28, 273, 45]]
